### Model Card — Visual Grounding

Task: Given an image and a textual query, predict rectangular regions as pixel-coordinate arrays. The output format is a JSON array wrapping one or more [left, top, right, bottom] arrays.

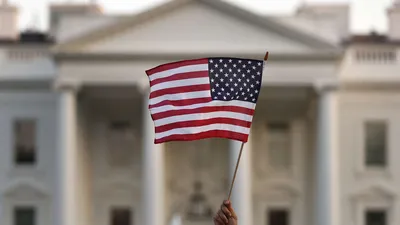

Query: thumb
[[224, 200, 237, 219]]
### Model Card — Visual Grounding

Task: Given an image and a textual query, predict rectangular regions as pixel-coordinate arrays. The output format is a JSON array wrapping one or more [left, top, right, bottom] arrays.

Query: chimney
[[0, 0, 18, 40], [388, 0, 400, 40], [49, 2, 103, 38]]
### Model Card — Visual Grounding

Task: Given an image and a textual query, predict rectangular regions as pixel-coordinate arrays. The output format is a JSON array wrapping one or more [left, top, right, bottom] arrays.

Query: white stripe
[[150, 100, 256, 114], [149, 64, 208, 81], [154, 111, 252, 127], [155, 124, 250, 139], [151, 77, 209, 92], [149, 91, 211, 106]]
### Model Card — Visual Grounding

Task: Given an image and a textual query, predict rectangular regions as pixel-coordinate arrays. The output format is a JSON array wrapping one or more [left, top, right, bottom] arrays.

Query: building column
[[314, 84, 339, 225], [230, 140, 253, 225], [142, 91, 165, 225], [57, 88, 79, 225]]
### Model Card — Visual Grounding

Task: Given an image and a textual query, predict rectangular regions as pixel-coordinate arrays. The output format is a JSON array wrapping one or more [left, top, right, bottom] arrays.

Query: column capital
[[313, 78, 339, 94], [53, 78, 82, 93]]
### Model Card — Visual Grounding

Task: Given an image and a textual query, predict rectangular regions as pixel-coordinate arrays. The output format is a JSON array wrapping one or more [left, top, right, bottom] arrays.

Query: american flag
[[146, 57, 264, 144]]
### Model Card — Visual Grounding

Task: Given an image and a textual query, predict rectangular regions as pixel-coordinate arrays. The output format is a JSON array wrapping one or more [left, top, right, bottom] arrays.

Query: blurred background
[[0, 0, 399, 225]]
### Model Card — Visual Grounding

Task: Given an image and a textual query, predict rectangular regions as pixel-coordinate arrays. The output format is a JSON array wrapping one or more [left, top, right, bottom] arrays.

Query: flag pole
[[227, 51, 269, 201]]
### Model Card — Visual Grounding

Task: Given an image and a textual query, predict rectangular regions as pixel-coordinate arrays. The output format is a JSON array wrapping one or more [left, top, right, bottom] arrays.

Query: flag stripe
[[149, 97, 212, 109], [155, 118, 252, 133], [146, 58, 208, 76], [155, 123, 250, 139], [150, 100, 256, 114], [151, 77, 210, 93], [152, 105, 254, 120], [149, 91, 211, 106], [154, 130, 248, 144], [150, 82, 210, 99], [148, 64, 208, 81], [150, 71, 209, 87], [154, 111, 252, 127]]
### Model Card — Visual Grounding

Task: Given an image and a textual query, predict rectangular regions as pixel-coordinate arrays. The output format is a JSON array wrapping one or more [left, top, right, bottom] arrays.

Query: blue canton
[[208, 58, 264, 103]]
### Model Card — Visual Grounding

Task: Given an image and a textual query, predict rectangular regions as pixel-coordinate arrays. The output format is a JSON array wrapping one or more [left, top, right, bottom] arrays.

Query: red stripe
[[155, 118, 251, 133], [149, 97, 212, 109], [146, 58, 208, 76], [152, 106, 254, 120], [150, 84, 211, 99], [150, 71, 209, 87], [154, 130, 248, 144]]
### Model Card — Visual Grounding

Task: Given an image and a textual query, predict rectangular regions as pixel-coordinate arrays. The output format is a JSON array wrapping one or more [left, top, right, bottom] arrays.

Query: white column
[[314, 86, 339, 225], [143, 92, 165, 225], [57, 89, 78, 225], [230, 140, 253, 225]]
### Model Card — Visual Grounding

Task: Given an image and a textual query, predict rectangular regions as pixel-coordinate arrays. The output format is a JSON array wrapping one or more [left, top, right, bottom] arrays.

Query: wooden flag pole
[[227, 51, 269, 201]]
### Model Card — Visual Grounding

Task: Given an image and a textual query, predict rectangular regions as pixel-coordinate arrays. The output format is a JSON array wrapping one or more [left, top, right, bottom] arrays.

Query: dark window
[[14, 206, 35, 225], [268, 209, 289, 225], [366, 210, 386, 225], [110, 207, 132, 225], [14, 120, 36, 165], [365, 121, 387, 167]]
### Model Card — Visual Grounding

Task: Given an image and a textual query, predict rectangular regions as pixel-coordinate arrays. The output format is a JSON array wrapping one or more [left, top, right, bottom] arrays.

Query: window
[[365, 210, 386, 225], [14, 206, 35, 225], [107, 121, 134, 168], [110, 207, 132, 225], [267, 123, 291, 170], [268, 209, 289, 225], [365, 121, 387, 167], [14, 120, 36, 165]]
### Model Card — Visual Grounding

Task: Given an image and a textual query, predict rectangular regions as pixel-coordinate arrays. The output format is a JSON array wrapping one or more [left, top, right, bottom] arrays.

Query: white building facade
[[0, 0, 400, 225]]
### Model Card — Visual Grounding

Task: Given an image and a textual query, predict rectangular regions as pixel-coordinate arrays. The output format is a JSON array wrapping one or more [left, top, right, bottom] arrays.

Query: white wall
[[0, 91, 58, 225]]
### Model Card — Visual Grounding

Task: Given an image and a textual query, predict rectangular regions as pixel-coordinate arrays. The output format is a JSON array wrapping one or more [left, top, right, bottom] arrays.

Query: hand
[[214, 200, 238, 225]]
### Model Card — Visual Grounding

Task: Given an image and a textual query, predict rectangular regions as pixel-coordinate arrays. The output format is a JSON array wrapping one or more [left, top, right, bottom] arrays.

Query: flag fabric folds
[[145, 57, 264, 144]]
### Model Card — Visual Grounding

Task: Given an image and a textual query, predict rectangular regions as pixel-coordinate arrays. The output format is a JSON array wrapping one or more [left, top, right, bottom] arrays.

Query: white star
[[247, 88, 250, 92], [229, 69, 232, 72], [229, 59, 233, 63], [238, 69, 241, 72], [210, 59, 213, 63], [225, 73, 229, 77], [242, 92, 245, 95], [238, 78, 242, 82], [242, 64, 246, 68], [257, 72, 261, 75], [234, 83, 238, 86], [216, 83, 220, 87], [224, 64, 228, 67], [230, 78, 233, 82], [258, 62, 262, 66], [252, 75, 255, 79], [218, 92, 221, 95], [252, 98, 256, 101], [225, 83, 229, 87], [219, 59, 223, 63], [244, 97, 248, 100], [212, 88, 215, 92], [233, 64, 237, 68], [248, 61, 252, 64], [252, 66, 256, 70], [220, 69, 223, 72], [244, 83, 247, 87], [255, 90, 259, 93], [242, 74, 246, 77], [215, 73, 219, 77], [227, 93, 230, 96], [221, 88, 225, 91], [250, 94, 253, 97], [236, 96, 240, 99], [223, 96, 227, 100], [247, 70, 250, 73], [220, 78, 224, 82], [256, 81, 260, 84], [215, 64, 218, 68], [240, 87, 243, 91], [251, 84, 254, 88], [230, 88, 234, 91], [233, 73, 237, 77], [214, 96, 218, 99], [210, 69, 214, 73], [238, 60, 242, 63], [247, 79, 250, 82], [211, 78, 214, 82]]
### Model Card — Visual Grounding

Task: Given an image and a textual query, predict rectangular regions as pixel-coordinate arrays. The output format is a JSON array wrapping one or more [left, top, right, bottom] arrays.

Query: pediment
[[1, 179, 49, 198], [349, 183, 397, 201], [54, 0, 337, 55]]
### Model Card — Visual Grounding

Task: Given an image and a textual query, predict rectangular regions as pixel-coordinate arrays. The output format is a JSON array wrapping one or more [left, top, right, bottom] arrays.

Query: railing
[[354, 49, 397, 64], [7, 49, 49, 61]]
